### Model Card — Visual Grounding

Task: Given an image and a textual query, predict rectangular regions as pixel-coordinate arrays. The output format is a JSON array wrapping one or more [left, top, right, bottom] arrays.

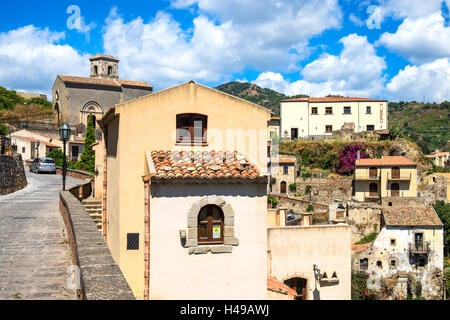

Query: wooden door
[[392, 167, 400, 179], [369, 167, 377, 178], [369, 183, 378, 197], [391, 183, 400, 197], [284, 278, 307, 300], [280, 182, 287, 194]]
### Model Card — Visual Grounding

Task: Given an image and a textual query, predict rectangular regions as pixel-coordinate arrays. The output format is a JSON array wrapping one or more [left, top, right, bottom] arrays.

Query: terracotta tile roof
[[356, 156, 416, 166], [382, 206, 443, 227], [147, 150, 267, 183], [425, 151, 450, 158], [281, 97, 387, 103], [267, 276, 297, 296], [275, 158, 296, 164], [15, 136, 60, 148], [59, 75, 152, 88], [116, 79, 153, 88], [352, 242, 372, 253]]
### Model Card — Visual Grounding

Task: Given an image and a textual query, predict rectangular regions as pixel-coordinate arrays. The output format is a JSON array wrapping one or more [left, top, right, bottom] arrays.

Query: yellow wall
[[355, 165, 418, 201], [102, 82, 271, 299]]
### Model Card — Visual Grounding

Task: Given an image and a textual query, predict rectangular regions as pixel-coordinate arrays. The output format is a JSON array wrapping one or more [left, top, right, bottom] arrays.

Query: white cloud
[[0, 25, 89, 95], [254, 34, 386, 98], [349, 13, 365, 27], [384, 0, 445, 19], [386, 58, 450, 102], [377, 13, 450, 64], [103, 1, 343, 89]]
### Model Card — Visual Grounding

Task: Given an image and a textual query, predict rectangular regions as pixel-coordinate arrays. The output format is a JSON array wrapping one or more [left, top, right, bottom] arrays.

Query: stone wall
[[59, 190, 135, 300], [293, 177, 353, 205], [0, 155, 27, 195], [347, 201, 382, 243], [419, 175, 448, 205]]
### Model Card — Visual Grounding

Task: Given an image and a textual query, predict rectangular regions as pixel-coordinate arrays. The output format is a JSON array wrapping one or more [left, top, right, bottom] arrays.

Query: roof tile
[[382, 206, 443, 227], [281, 97, 387, 103], [148, 150, 266, 183]]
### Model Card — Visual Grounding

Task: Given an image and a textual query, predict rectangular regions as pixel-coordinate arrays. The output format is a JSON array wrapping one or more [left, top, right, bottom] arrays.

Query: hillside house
[[97, 81, 271, 300], [280, 97, 388, 140], [352, 205, 444, 300], [354, 156, 418, 202], [425, 151, 450, 168]]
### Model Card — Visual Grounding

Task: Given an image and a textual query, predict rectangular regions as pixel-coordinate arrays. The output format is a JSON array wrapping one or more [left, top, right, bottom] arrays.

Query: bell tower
[[90, 54, 119, 79]]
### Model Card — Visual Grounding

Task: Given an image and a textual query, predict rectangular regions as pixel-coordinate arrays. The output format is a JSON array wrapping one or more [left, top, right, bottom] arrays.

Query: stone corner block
[[211, 246, 233, 254], [188, 246, 211, 255], [185, 239, 198, 248], [224, 237, 239, 246]]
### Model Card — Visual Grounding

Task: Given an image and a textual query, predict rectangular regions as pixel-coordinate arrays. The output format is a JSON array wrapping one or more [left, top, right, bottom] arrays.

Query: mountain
[[388, 101, 450, 154], [215, 82, 308, 116]]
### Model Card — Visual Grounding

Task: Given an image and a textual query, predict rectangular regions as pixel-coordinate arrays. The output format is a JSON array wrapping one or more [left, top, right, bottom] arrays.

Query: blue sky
[[0, 0, 449, 102]]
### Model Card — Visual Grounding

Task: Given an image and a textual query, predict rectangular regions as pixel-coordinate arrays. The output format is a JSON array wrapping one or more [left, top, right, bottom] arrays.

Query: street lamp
[[59, 123, 71, 191]]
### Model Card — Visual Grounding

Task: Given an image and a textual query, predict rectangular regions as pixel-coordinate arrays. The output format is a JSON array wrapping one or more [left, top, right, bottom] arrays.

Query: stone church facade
[[52, 54, 153, 133]]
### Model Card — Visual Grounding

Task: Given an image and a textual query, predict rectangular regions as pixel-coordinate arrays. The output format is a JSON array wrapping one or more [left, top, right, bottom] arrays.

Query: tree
[[336, 144, 366, 176], [289, 183, 297, 192], [76, 114, 96, 173], [389, 125, 404, 140], [433, 201, 450, 257], [0, 122, 8, 136]]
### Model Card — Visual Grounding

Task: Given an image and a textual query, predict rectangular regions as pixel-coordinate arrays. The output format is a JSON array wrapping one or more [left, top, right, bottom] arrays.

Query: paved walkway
[[0, 170, 84, 300]]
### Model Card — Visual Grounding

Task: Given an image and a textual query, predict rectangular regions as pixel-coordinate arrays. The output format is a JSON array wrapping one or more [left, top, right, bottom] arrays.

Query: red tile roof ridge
[[267, 276, 297, 296], [281, 97, 387, 103], [356, 156, 416, 166]]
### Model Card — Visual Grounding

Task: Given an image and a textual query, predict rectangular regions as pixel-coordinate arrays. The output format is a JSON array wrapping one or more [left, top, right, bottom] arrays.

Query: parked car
[[30, 158, 57, 174], [287, 212, 295, 221]]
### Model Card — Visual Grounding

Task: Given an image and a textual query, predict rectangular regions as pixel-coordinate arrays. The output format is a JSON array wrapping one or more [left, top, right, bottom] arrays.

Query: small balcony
[[409, 242, 431, 255], [387, 172, 412, 181], [364, 192, 380, 201], [355, 174, 380, 181]]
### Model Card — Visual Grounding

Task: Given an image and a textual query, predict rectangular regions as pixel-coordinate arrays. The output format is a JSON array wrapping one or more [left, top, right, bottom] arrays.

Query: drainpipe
[[143, 176, 151, 300], [102, 129, 108, 242]]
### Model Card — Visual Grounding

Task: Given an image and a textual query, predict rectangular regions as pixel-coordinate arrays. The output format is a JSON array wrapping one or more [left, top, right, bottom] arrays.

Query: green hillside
[[215, 82, 308, 116], [388, 101, 450, 154]]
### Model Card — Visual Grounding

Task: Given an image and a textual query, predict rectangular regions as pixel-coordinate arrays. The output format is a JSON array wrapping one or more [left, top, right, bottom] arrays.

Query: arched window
[[198, 205, 224, 244], [94, 66, 98, 76]]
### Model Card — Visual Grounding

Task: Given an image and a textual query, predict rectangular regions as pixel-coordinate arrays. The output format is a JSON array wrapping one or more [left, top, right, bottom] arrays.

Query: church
[[51, 54, 153, 134]]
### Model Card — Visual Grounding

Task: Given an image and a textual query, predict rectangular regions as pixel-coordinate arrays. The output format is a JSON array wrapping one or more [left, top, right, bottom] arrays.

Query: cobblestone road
[[0, 170, 84, 300]]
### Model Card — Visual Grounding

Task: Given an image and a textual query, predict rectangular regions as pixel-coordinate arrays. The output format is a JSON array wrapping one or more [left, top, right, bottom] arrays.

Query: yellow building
[[280, 97, 388, 139], [354, 156, 418, 202], [425, 151, 450, 168], [98, 81, 271, 300]]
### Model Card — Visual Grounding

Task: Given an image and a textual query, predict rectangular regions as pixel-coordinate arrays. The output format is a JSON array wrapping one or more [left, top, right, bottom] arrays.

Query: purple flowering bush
[[336, 144, 366, 175]]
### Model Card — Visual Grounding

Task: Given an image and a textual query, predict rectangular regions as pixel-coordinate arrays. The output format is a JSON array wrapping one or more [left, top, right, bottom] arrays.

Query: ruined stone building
[[352, 204, 444, 300], [52, 54, 153, 133]]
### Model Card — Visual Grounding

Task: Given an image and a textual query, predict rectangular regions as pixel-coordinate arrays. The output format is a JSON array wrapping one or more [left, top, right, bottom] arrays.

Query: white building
[[11, 129, 62, 160], [280, 97, 388, 140], [352, 205, 444, 300]]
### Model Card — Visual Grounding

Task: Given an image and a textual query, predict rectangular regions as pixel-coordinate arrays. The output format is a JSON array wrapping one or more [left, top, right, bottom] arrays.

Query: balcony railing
[[364, 192, 380, 201], [409, 242, 431, 255], [355, 174, 380, 181], [387, 172, 412, 181]]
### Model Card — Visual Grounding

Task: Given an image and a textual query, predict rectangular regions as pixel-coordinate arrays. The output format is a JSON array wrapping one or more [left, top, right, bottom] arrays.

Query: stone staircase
[[82, 199, 103, 232]]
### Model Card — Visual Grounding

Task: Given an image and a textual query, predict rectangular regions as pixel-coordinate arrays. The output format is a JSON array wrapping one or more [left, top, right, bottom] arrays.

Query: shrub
[[46, 149, 64, 167], [356, 233, 378, 245], [351, 272, 378, 300], [305, 185, 312, 194], [289, 183, 297, 192], [306, 204, 314, 212], [336, 144, 366, 176]]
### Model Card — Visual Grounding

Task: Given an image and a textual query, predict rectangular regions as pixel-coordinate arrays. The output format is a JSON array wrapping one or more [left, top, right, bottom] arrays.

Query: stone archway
[[80, 101, 103, 129]]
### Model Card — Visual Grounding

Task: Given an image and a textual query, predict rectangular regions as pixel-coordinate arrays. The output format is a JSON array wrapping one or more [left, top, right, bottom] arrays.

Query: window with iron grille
[[325, 107, 333, 115], [127, 233, 139, 250]]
